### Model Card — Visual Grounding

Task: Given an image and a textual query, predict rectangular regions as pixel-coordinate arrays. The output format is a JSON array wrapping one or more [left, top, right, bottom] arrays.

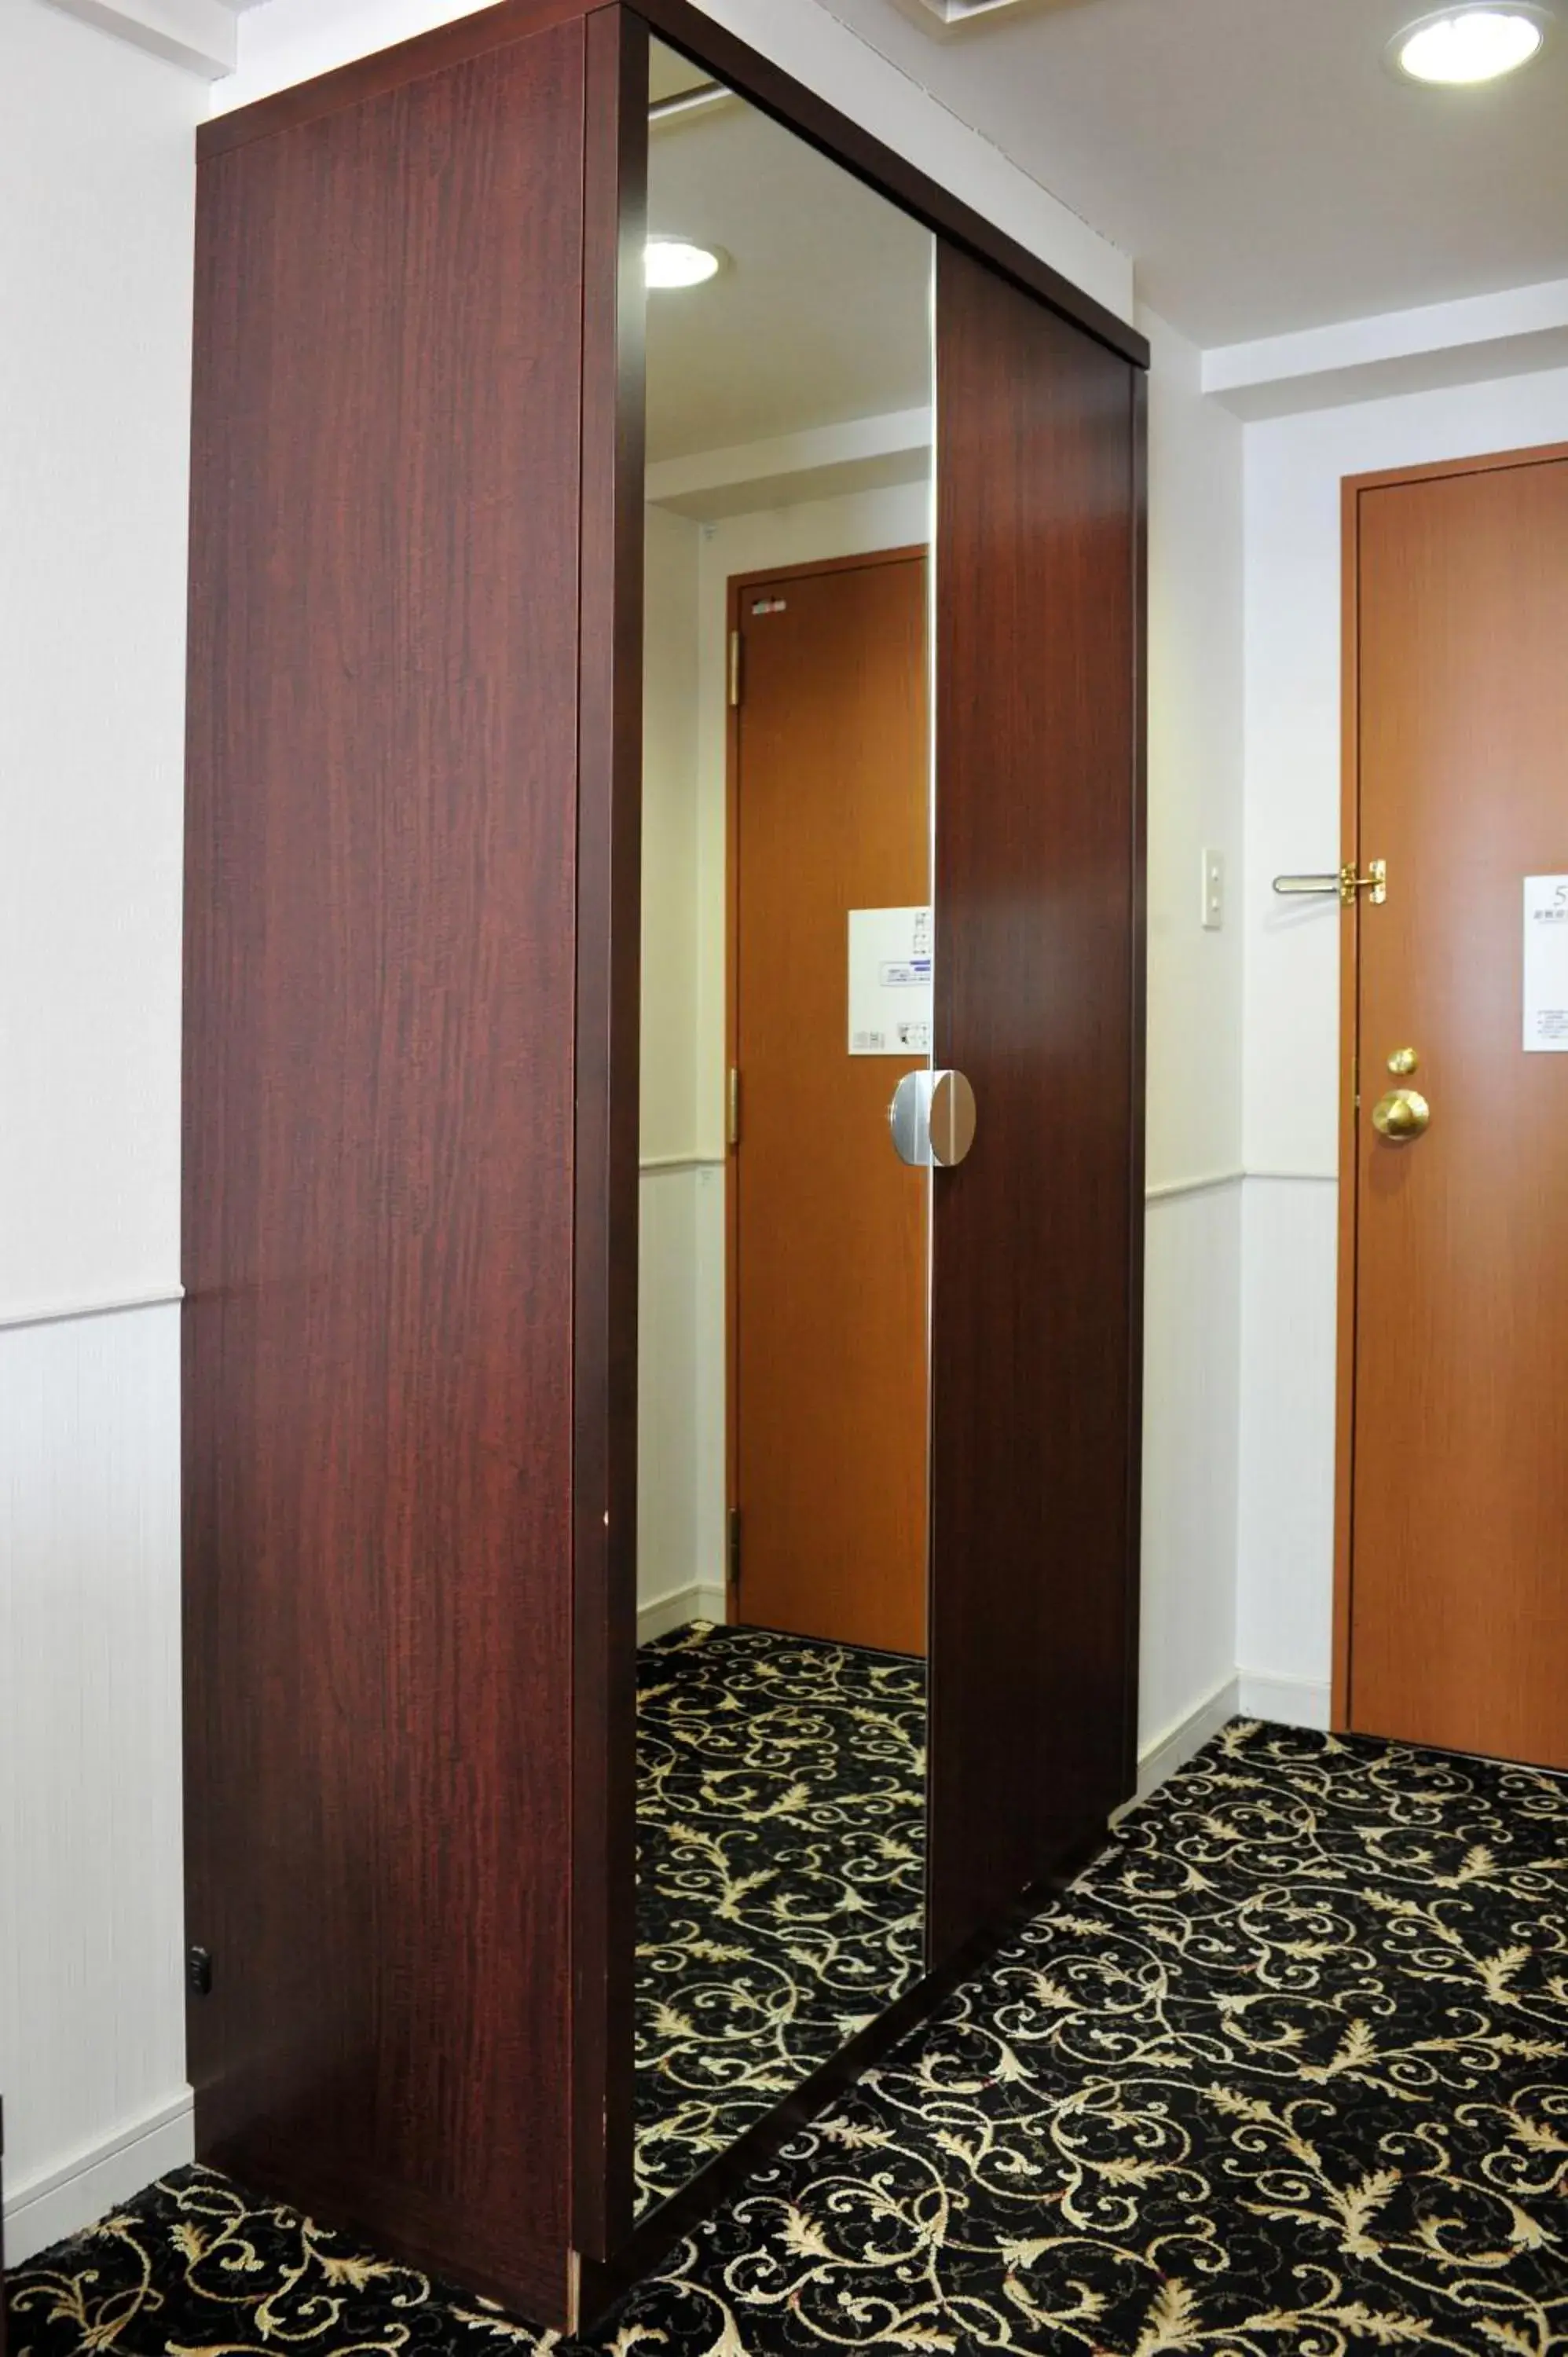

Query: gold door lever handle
[[1372, 1087, 1430, 1142], [1270, 858, 1387, 907]]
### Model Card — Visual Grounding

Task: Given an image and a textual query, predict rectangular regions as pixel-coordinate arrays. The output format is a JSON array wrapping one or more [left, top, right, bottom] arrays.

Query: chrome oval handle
[[929, 1069, 976, 1166], [889, 1069, 977, 1168]]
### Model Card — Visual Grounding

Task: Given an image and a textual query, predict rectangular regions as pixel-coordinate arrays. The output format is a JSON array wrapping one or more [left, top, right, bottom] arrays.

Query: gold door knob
[[1372, 1087, 1430, 1142]]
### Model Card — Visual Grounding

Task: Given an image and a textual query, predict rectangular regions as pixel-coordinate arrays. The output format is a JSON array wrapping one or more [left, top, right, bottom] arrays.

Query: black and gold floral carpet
[[635, 1622, 927, 2209], [9, 1719, 1568, 2355]]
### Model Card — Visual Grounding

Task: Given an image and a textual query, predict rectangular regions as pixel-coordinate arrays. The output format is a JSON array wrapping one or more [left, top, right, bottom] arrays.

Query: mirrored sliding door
[[633, 37, 936, 2214]]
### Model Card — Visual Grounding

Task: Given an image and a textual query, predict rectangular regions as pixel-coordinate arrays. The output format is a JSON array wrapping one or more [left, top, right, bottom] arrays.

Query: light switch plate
[[1201, 849, 1225, 931]]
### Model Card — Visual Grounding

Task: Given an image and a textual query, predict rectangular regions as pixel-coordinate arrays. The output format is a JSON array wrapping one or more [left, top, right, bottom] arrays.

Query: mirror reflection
[[634, 41, 936, 2215]]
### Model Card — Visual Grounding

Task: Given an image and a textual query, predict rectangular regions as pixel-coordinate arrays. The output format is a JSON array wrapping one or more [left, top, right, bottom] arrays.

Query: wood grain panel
[[928, 244, 1142, 1963], [730, 551, 930, 1658], [573, 1, 647, 2267], [1346, 452, 1568, 1770], [199, 0, 592, 157], [183, 24, 590, 2324]]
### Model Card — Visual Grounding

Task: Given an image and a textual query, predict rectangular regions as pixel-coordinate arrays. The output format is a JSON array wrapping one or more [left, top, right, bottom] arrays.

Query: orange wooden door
[[1346, 448, 1568, 1769], [730, 549, 929, 1657]]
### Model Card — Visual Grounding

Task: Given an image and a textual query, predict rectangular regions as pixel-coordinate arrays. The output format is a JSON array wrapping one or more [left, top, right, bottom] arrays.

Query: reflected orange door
[[1345, 447, 1568, 1769], [729, 549, 929, 1657]]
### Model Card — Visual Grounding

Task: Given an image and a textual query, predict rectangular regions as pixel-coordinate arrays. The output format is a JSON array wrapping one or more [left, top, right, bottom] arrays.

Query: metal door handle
[[1372, 1087, 1430, 1142], [889, 1069, 976, 1168]]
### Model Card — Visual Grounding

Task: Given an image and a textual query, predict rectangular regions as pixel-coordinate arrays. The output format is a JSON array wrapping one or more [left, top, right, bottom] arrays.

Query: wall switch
[[1201, 848, 1225, 932]]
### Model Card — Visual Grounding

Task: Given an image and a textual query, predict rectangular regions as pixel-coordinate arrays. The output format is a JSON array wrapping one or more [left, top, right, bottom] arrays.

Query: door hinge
[[728, 628, 742, 708], [727, 1066, 741, 1148], [727, 1505, 742, 1593], [187, 1944, 214, 1998]]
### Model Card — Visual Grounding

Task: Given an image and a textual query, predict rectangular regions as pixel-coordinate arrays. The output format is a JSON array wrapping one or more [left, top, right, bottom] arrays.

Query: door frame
[[1331, 438, 1568, 1732], [723, 543, 930, 1634]]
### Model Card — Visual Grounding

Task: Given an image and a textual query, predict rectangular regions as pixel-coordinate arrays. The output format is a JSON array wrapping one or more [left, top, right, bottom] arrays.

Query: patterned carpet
[[9, 1719, 1568, 2355], [635, 1622, 928, 2210]]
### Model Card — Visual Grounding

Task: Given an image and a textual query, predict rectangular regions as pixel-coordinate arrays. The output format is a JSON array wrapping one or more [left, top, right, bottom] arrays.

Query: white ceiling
[[646, 42, 932, 464], [814, 0, 1568, 346]]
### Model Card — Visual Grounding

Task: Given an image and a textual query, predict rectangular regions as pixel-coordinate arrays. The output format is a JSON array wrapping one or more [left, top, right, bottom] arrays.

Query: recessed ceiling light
[[645, 238, 724, 290], [910, 0, 1028, 19], [1390, 5, 1548, 82]]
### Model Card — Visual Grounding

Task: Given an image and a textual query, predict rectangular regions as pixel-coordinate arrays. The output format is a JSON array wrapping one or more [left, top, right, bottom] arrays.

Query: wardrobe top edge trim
[[195, 0, 1149, 375]]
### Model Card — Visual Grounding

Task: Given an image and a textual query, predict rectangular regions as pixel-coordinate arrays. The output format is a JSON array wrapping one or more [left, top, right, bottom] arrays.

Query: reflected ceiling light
[[645, 237, 724, 289], [1390, 5, 1548, 82]]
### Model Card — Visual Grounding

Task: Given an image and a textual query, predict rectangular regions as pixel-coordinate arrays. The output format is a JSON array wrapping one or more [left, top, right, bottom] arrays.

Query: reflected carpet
[[635, 1621, 927, 2209]]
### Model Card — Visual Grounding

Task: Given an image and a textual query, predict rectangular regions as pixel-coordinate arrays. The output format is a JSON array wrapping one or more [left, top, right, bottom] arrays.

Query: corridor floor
[[9, 1720, 1566, 2354]]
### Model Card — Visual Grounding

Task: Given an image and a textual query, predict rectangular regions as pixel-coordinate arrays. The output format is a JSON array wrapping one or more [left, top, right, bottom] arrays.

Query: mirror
[[634, 41, 937, 2216]]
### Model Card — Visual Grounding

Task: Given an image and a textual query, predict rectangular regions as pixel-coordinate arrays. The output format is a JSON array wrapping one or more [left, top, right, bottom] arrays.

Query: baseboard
[[1131, 1673, 1241, 1805], [4, 2089, 194, 2265], [637, 1582, 727, 1644], [1237, 1670, 1332, 1730]]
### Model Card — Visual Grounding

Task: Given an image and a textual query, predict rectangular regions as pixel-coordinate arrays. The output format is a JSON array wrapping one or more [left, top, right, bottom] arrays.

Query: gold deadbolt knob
[[1387, 1046, 1420, 1076], [1372, 1087, 1430, 1143]]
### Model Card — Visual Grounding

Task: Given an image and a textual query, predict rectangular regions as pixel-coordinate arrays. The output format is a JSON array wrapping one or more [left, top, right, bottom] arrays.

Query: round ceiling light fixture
[[1390, 4, 1549, 82], [644, 237, 724, 289]]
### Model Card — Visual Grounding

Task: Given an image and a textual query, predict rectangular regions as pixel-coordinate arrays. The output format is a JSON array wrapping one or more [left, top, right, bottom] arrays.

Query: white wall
[[1, 0, 198, 2257], [2, 8, 190, 1318], [642, 506, 702, 1171], [637, 504, 711, 1633], [1135, 313, 1247, 1780], [1237, 363, 1568, 1723]]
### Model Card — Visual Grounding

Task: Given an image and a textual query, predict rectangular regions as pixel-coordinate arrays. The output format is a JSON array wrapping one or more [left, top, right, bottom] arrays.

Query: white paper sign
[[1524, 875, 1568, 1052], [848, 905, 932, 1057]]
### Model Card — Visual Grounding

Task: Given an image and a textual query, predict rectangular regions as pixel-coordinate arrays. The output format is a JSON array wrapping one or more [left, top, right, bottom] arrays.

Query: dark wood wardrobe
[[181, 0, 1148, 2333]]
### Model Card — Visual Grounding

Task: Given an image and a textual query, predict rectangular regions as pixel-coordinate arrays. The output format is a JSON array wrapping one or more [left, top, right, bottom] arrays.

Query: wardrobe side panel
[[183, 24, 588, 2323], [929, 246, 1141, 1962], [572, 2, 647, 2265]]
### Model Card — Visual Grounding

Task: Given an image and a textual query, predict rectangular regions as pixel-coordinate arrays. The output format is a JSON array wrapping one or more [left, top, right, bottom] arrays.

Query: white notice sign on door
[[848, 905, 932, 1056], [1524, 875, 1568, 1051]]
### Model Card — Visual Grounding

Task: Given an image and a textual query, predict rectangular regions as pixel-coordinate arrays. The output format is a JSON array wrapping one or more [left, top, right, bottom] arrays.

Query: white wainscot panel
[[636, 1166, 728, 1640], [0, 1303, 189, 2259], [1137, 1181, 1244, 1796], [1236, 1176, 1339, 1729]]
